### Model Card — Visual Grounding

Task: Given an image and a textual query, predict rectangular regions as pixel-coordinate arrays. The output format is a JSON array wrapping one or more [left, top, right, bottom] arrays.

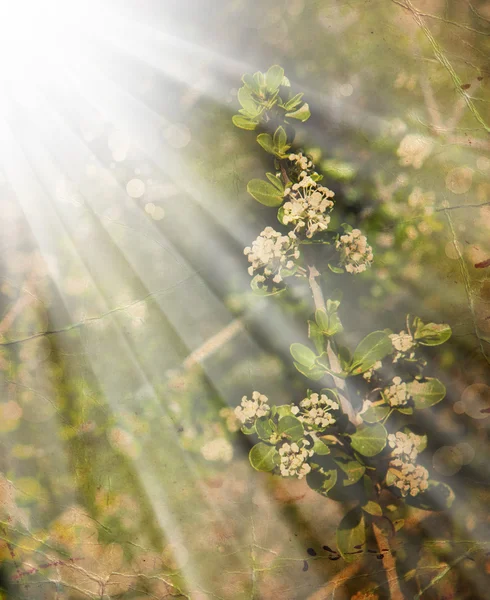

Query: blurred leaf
[[290, 343, 316, 368], [265, 65, 285, 93], [286, 102, 311, 122], [232, 115, 257, 130]]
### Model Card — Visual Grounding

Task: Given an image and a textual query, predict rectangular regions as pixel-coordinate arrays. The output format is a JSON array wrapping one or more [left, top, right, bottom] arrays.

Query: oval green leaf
[[350, 423, 387, 457], [408, 378, 446, 409], [249, 443, 279, 472], [247, 179, 284, 207]]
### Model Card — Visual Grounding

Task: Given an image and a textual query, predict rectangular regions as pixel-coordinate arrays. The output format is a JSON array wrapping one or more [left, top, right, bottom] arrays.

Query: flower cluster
[[278, 440, 313, 479], [390, 330, 415, 362], [336, 229, 374, 274], [200, 438, 233, 463], [388, 431, 419, 462], [388, 431, 429, 497], [389, 461, 429, 497], [291, 393, 339, 428], [383, 376, 410, 407], [396, 134, 433, 169], [244, 227, 299, 286], [282, 155, 335, 238], [234, 391, 270, 424]]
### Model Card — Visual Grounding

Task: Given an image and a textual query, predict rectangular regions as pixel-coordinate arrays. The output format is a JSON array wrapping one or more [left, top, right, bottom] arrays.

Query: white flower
[[383, 376, 410, 407], [278, 440, 313, 479], [388, 431, 428, 497], [390, 331, 414, 353], [336, 229, 373, 274], [396, 134, 433, 169], [389, 330, 415, 362], [294, 393, 339, 429], [282, 182, 334, 239], [200, 438, 233, 462], [244, 227, 299, 287], [389, 460, 429, 497], [234, 391, 270, 424], [219, 407, 240, 433], [388, 431, 420, 462], [288, 152, 312, 172]]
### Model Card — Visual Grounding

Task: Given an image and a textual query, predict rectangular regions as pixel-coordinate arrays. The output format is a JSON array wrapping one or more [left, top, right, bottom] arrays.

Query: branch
[[373, 522, 404, 600]]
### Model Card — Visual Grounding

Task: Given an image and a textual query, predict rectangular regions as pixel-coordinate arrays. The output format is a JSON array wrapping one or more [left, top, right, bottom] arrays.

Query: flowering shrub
[[229, 65, 454, 560]]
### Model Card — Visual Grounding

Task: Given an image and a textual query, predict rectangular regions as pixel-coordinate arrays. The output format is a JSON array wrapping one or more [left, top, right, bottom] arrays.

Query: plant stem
[[307, 265, 358, 424], [373, 522, 404, 600]]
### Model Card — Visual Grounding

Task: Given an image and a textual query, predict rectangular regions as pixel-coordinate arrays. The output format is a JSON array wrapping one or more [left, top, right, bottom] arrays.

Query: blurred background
[[0, 0, 489, 598]]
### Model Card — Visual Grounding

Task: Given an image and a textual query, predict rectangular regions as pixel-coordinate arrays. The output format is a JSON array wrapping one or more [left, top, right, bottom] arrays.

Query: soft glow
[[0, 0, 90, 85]]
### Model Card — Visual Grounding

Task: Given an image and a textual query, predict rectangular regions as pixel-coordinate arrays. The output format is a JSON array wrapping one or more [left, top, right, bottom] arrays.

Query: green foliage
[[349, 423, 388, 457], [409, 378, 446, 409], [349, 331, 393, 374], [230, 64, 457, 561], [246, 179, 284, 206], [290, 343, 317, 368], [249, 442, 279, 472], [413, 318, 452, 346], [336, 508, 366, 561]]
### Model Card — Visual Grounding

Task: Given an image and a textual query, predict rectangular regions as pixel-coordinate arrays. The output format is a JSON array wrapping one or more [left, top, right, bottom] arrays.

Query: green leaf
[[404, 481, 455, 511], [293, 361, 326, 381], [249, 443, 279, 472], [350, 423, 387, 457], [283, 92, 304, 111], [256, 133, 275, 155], [408, 378, 446, 409], [350, 331, 393, 375], [328, 264, 344, 274], [315, 306, 343, 336], [286, 102, 311, 122], [255, 417, 275, 442], [360, 403, 390, 424], [308, 321, 325, 354], [247, 179, 283, 207], [266, 172, 284, 192], [265, 65, 285, 93], [238, 86, 260, 115], [312, 438, 331, 455], [242, 73, 259, 93], [413, 319, 452, 346], [277, 416, 304, 442], [290, 343, 316, 368], [273, 126, 288, 153], [362, 501, 383, 517], [332, 449, 366, 486], [307, 468, 337, 496], [232, 115, 257, 130], [241, 423, 256, 435], [336, 508, 366, 561]]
